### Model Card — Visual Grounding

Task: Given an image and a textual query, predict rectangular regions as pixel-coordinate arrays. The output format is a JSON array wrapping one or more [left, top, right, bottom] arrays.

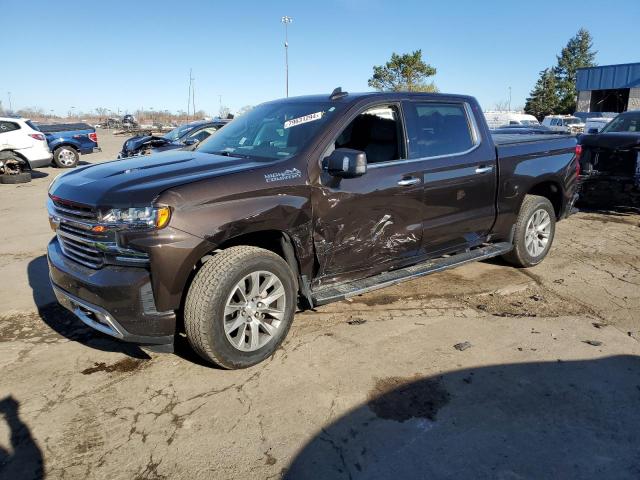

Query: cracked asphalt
[[1, 132, 639, 479]]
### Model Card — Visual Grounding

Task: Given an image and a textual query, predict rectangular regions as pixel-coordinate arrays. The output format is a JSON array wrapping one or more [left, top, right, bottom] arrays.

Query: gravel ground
[[0, 131, 639, 479]]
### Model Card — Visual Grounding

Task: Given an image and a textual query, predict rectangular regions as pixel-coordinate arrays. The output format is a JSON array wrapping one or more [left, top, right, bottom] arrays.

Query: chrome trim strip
[[51, 283, 125, 339]]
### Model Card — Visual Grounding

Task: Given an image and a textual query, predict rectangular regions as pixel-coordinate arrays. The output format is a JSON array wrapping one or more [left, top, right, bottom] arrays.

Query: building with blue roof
[[576, 62, 640, 113]]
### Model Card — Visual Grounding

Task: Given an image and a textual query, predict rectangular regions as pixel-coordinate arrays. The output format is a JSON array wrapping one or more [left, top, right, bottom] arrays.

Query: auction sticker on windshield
[[284, 111, 323, 129]]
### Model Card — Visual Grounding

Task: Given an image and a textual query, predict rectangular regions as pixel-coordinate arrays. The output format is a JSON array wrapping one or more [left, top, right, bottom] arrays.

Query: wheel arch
[[526, 180, 563, 219]]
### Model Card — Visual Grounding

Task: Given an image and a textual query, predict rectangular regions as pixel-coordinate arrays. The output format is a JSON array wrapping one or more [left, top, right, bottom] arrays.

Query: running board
[[311, 242, 513, 306]]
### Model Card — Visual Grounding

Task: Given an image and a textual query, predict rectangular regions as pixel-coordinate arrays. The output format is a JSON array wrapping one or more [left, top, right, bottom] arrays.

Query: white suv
[[541, 115, 585, 134], [0, 117, 53, 170]]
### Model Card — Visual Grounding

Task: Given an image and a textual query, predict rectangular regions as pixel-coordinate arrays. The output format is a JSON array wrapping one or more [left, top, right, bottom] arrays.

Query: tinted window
[[405, 103, 475, 158], [0, 121, 20, 133], [601, 113, 640, 133], [331, 105, 402, 164]]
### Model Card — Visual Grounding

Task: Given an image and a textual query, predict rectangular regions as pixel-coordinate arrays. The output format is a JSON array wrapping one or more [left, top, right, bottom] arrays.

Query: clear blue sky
[[3, 0, 639, 116]]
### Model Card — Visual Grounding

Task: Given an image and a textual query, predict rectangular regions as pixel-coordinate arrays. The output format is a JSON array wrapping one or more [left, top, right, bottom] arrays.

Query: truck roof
[[267, 91, 476, 105]]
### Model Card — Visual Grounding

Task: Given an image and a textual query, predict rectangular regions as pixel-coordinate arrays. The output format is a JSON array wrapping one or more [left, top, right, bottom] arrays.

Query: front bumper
[[47, 238, 175, 345]]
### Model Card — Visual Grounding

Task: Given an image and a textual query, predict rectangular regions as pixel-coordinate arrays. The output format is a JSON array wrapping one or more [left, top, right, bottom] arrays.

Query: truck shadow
[[285, 355, 640, 480], [27, 255, 150, 359], [0, 396, 43, 480]]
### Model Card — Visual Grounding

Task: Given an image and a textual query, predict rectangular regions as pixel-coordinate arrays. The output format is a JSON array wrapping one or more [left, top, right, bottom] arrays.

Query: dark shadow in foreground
[[285, 356, 640, 480], [0, 396, 43, 480], [27, 255, 150, 359]]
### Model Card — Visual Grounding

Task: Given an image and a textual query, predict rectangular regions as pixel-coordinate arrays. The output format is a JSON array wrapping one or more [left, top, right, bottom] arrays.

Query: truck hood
[[49, 150, 266, 208], [580, 132, 640, 150]]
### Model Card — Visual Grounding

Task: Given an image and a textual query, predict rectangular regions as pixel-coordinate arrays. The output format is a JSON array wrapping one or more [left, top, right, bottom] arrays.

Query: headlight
[[98, 206, 171, 230]]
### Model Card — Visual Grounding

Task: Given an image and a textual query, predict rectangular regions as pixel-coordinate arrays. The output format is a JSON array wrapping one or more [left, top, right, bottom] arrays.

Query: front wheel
[[53, 146, 79, 168], [502, 194, 556, 268], [184, 246, 296, 369]]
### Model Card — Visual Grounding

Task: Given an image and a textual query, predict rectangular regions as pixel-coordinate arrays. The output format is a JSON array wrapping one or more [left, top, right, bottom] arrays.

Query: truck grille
[[50, 198, 111, 269]]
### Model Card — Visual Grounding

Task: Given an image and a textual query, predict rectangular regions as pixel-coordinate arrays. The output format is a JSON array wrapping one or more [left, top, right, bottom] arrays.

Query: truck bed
[[491, 133, 572, 145], [493, 133, 577, 162]]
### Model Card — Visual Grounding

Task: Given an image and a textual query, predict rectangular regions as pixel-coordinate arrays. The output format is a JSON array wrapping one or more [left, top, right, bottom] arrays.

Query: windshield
[[520, 120, 539, 126], [197, 101, 343, 160], [565, 118, 582, 125], [601, 113, 640, 133], [163, 124, 196, 141]]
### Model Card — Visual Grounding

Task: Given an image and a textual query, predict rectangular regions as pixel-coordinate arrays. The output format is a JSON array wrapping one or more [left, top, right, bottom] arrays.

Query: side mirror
[[323, 148, 367, 178], [183, 138, 200, 146], [587, 128, 599, 134]]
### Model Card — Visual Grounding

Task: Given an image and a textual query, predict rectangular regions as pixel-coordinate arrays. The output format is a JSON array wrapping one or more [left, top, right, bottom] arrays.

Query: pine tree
[[368, 50, 437, 92], [524, 69, 559, 120], [554, 28, 597, 114]]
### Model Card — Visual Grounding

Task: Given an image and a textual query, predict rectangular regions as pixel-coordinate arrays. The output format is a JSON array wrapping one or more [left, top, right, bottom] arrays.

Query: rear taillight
[[29, 133, 46, 141], [575, 145, 582, 176], [88, 132, 98, 143]]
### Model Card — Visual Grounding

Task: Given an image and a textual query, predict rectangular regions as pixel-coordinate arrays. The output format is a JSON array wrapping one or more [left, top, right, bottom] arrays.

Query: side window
[[332, 105, 402, 164], [188, 126, 218, 142], [550, 119, 558, 126], [405, 102, 475, 159], [0, 121, 20, 134]]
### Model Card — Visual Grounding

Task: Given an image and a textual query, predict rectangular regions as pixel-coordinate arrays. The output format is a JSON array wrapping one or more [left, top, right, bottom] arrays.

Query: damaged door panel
[[313, 162, 424, 283], [312, 103, 423, 284]]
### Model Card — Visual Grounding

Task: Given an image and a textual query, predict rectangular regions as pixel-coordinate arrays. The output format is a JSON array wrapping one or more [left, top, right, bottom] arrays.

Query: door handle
[[475, 166, 494, 174], [397, 177, 421, 186]]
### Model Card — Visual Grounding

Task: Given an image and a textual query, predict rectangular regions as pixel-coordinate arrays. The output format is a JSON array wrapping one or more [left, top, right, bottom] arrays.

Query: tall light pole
[[508, 86, 512, 111], [281, 16, 293, 97], [7, 92, 12, 112]]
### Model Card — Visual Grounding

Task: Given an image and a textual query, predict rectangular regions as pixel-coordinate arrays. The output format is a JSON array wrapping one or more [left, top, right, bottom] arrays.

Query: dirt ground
[[1, 132, 639, 479]]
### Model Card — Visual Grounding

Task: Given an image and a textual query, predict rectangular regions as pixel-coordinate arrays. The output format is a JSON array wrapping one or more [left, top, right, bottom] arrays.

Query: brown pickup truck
[[47, 89, 579, 368]]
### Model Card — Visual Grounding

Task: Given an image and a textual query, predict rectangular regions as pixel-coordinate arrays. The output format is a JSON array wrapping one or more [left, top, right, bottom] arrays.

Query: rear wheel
[[184, 246, 296, 369], [502, 194, 556, 267], [53, 146, 79, 168]]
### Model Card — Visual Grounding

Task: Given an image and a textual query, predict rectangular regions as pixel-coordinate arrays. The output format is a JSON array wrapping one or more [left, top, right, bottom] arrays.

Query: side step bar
[[311, 242, 513, 306]]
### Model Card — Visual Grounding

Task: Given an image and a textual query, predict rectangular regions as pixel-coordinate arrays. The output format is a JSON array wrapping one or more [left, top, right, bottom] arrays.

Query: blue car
[[35, 123, 99, 168]]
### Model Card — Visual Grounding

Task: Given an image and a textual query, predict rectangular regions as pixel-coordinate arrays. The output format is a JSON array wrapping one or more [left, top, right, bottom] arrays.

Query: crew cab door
[[312, 103, 424, 282], [402, 100, 497, 254]]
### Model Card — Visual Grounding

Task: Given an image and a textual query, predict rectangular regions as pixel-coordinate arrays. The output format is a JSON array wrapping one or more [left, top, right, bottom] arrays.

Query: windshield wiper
[[211, 150, 250, 158]]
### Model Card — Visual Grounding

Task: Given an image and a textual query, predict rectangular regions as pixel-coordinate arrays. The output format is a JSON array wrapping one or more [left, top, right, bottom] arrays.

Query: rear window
[[404, 102, 476, 158]]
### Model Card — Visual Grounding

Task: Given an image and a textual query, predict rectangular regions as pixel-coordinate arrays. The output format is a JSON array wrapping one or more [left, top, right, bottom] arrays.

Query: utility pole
[[7, 92, 12, 112], [508, 86, 512, 111], [187, 68, 194, 120], [191, 75, 196, 118], [281, 16, 293, 97], [218, 95, 222, 118]]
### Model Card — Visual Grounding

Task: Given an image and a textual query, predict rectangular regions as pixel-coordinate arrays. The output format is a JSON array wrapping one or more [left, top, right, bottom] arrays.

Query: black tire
[[184, 246, 296, 369], [502, 194, 556, 268], [0, 172, 32, 184], [53, 146, 79, 168]]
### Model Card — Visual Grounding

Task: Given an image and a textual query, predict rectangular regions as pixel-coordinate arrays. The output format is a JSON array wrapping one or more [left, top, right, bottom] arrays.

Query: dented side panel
[[311, 163, 424, 286]]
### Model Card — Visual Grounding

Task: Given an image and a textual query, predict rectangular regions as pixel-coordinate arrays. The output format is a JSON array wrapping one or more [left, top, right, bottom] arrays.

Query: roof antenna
[[330, 87, 348, 100]]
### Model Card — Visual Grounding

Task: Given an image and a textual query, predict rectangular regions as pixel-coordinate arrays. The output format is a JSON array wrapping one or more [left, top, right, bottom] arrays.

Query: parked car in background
[[578, 110, 640, 207], [0, 117, 52, 183], [48, 89, 579, 368], [118, 119, 230, 158], [35, 123, 99, 168], [542, 115, 585, 134], [484, 111, 539, 129], [583, 117, 613, 134]]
